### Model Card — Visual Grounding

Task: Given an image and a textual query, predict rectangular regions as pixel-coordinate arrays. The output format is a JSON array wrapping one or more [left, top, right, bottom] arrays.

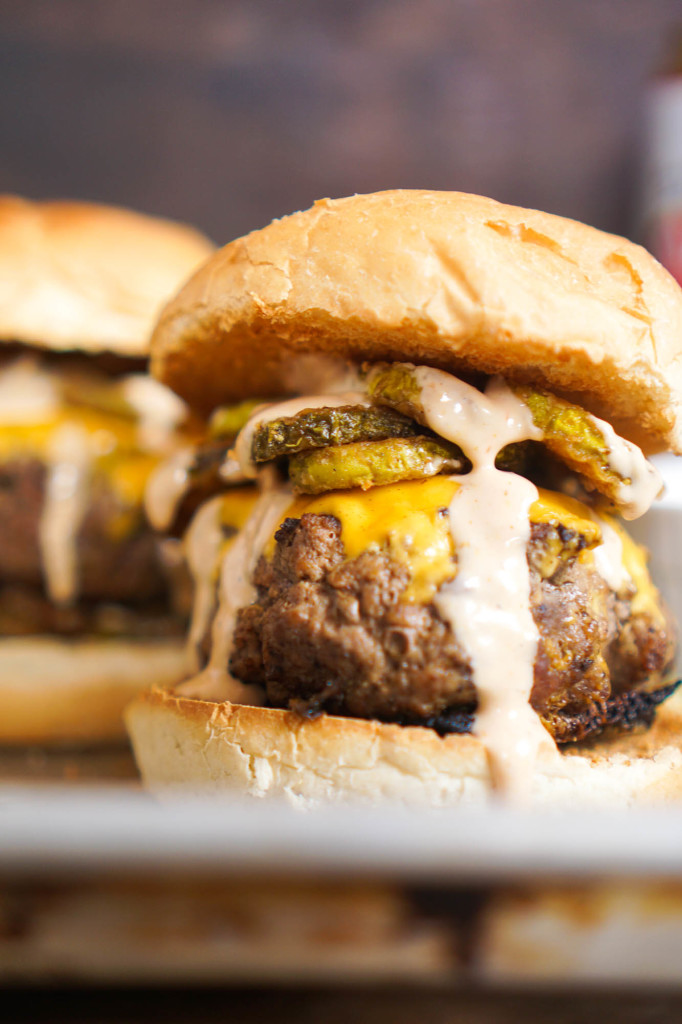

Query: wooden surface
[[0, 0, 680, 244]]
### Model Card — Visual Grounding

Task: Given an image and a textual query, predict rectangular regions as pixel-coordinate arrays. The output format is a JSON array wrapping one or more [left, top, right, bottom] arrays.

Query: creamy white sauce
[[588, 413, 662, 520], [177, 468, 292, 703], [183, 496, 226, 675], [144, 447, 195, 531], [219, 455, 249, 485], [590, 513, 632, 593], [414, 367, 556, 798], [156, 536, 191, 617], [38, 423, 92, 606], [0, 357, 59, 424], [146, 450, 251, 533], [234, 392, 369, 478], [122, 374, 187, 455]]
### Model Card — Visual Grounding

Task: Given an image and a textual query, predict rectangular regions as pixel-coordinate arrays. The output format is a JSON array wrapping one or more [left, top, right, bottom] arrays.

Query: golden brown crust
[[125, 687, 682, 806], [0, 637, 186, 745], [150, 190, 682, 453], [0, 195, 214, 357]]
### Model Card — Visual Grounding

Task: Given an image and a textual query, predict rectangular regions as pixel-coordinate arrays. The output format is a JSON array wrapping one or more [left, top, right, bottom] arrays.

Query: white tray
[[2, 786, 682, 880]]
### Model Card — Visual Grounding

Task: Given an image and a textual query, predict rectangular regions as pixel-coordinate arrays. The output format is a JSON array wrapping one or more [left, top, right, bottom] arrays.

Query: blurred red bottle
[[641, 32, 682, 283]]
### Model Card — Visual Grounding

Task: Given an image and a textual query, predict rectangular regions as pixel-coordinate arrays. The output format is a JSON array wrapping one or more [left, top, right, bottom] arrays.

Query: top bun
[[151, 190, 682, 453], [0, 196, 214, 357]]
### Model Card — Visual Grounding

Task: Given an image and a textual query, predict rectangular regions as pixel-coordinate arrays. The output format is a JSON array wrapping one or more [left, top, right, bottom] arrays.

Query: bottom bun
[[125, 688, 682, 807], [0, 637, 186, 745]]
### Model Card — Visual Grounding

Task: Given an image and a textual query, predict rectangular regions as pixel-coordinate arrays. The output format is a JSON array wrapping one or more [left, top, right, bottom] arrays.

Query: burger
[[0, 196, 214, 744], [126, 190, 682, 804]]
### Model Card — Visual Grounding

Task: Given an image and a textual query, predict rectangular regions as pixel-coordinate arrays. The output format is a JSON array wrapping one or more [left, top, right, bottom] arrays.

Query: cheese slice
[[0, 407, 159, 514], [269, 478, 607, 604], [219, 486, 261, 535]]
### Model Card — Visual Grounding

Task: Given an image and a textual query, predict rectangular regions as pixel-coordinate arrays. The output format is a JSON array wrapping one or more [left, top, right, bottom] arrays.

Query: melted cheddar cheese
[[0, 407, 158, 516], [189, 487, 261, 579], [0, 407, 140, 456], [278, 477, 458, 602], [530, 489, 603, 546], [269, 477, 656, 606], [219, 486, 260, 534]]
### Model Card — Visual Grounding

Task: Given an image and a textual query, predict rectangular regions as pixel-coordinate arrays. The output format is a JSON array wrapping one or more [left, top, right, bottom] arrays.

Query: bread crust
[[150, 190, 682, 453], [0, 196, 214, 357], [0, 637, 186, 745], [125, 687, 682, 807]]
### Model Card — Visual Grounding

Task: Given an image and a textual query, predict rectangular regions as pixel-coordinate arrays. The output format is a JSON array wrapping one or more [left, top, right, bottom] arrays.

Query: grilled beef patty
[[230, 513, 677, 743]]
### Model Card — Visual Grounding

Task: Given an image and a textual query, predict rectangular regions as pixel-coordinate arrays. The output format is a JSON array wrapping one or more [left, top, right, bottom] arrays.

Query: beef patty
[[230, 513, 677, 744], [0, 457, 171, 620]]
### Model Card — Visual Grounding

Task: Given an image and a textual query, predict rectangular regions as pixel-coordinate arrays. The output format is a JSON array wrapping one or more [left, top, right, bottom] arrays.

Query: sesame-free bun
[[0, 196, 214, 357], [151, 190, 682, 453], [125, 687, 682, 807], [0, 637, 186, 745]]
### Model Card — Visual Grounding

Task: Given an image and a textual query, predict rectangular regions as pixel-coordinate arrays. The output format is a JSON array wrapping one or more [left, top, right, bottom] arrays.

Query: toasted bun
[[125, 688, 682, 807], [0, 196, 214, 357], [151, 190, 682, 453], [0, 637, 186, 745]]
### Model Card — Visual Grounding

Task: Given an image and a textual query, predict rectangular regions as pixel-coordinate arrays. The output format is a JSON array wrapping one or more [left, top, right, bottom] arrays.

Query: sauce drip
[[183, 496, 227, 674], [590, 512, 632, 593], [220, 455, 249, 484], [145, 447, 195, 531], [414, 367, 555, 798], [0, 357, 58, 423], [121, 374, 187, 455], [38, 423, 92, 606], [177, 468, 292, 703], [589, 414, 663, 519]]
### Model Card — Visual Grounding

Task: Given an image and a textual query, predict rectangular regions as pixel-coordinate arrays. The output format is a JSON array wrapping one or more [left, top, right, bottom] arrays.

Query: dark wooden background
[[0, 0, 680, 245]]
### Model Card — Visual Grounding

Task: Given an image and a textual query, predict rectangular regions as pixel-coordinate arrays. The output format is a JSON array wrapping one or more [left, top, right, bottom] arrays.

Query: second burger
[[0, 196, 214, 744]]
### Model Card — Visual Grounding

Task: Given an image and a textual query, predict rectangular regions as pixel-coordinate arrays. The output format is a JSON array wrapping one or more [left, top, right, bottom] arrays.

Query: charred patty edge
[[284, 679, 682, 746]]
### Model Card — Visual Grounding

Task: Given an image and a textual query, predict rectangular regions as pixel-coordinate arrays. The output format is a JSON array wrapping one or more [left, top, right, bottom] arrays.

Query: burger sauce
[[414, 368, 555, 798], [39, 422, 92, 606], [183, 495, 226, 675], [144, 448, 195, 531], [176, 467, 292, 704]]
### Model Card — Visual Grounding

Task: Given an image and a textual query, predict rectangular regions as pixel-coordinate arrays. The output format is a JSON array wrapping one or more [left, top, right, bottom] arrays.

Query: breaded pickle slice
[[367, 363, 637, 508], [251, 404, 421, 462], [289, 436, 466, 494], [209, 399, 266, 440], [366, 363, 424, 422], [509, 383, 625, 506]]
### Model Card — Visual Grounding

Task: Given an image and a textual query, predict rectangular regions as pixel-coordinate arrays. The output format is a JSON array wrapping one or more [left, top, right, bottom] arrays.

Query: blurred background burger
[[0, 196, 213, 744]]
